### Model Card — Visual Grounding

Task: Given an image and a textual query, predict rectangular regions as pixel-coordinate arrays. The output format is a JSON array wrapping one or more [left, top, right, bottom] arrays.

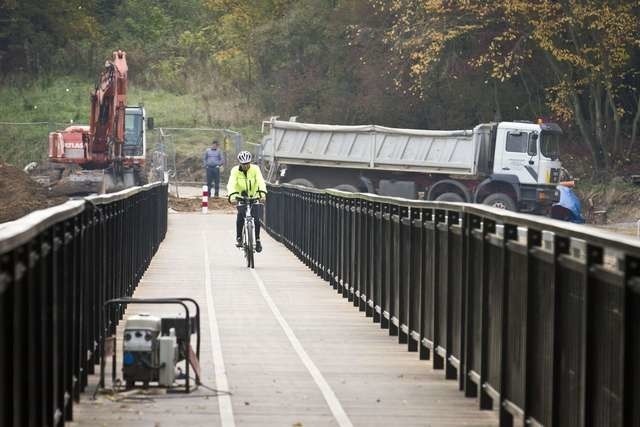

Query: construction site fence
[[0, 182, 168, 426], [264, 183, 640, 427]]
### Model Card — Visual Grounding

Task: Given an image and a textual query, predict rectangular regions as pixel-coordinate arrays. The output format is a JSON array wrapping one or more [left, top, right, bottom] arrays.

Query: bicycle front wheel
[[245, 223, 255, 269]]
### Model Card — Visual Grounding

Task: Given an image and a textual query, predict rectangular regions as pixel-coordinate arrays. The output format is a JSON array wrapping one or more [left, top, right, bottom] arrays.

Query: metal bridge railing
[[0, 182, 168, 426], [264, 183, 640, 427]]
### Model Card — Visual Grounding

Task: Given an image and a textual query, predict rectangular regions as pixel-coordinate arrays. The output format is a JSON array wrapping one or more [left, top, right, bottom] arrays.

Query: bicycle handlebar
[[228, 190, 267, 204]]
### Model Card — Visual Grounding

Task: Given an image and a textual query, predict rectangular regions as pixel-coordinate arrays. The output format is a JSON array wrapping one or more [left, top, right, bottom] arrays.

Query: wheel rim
[[493, 201, 507, 209]]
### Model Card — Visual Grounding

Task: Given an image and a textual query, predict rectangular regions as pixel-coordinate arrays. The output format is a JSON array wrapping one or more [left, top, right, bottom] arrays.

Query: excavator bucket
[[46, 168, 137, 196], [101, 169, 136, 194], [48, 169, 106, 196]]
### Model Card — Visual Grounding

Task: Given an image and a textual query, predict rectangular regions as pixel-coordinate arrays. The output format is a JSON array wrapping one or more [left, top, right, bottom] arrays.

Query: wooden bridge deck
[[71, 212, 498, 427]]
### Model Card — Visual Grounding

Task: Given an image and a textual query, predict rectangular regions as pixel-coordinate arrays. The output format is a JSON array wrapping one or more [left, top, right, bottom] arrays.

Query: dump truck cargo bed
[[262, 120, 494, 176]]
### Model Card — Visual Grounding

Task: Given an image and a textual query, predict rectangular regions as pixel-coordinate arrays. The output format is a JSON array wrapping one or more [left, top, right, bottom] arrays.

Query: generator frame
[[99, 297, 201, 393]]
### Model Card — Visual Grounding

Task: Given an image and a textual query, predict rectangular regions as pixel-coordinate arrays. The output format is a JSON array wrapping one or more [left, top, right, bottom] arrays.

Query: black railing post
[[52, 223, 64, 426], [624, 256, 640, 426], [332, 194, 340, 289], [372, 202, 382, 325], [499, 223, 527, 425], [13, 246, 28, 425], [408, 206, 422, 353], [480, 220, 505, 409], [312, 192, 318, 271], [354, 198, 364, 310], [447, 210, 463, 385], [345, 197, 354, 301], [463, 214, 483, 401], [41, 230, 55, 424], [432, 208, 445, 370], [360, 199, 371, 316], [381, 202, 392, 331], [62, 219, 74, 421], [337, 196, 345, 295], [320, 193, 328, 280], [418, 207, 433, 362], [388, 203, 400, 337], [521, 228, 557, 426], [27, 237, 43, 426], [311, 192, 319, 274], [72, 215, 82, 404], [398, 205, 411, 346], [364, 200, 375, 318], [0, 255, 9, 426]]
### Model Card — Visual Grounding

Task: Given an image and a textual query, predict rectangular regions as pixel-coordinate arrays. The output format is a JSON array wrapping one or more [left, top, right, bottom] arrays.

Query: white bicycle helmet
[[237, 150, 252, 164]]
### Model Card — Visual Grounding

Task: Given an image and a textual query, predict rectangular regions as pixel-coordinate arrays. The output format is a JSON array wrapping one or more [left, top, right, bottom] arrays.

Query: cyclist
[[227, 150, 267, 252]]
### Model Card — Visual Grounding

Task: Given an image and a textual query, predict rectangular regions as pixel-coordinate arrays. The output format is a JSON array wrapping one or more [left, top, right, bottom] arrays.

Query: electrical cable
[[92, 376, 232, 403]]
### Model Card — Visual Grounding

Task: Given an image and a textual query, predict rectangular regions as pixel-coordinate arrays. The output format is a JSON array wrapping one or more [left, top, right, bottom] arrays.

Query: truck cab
[[485, 121, 562, 212], [494, 121, 562, 185]]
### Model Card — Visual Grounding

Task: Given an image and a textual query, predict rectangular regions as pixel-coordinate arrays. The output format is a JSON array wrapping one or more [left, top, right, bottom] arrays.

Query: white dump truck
[[260, 119, 564, 213]]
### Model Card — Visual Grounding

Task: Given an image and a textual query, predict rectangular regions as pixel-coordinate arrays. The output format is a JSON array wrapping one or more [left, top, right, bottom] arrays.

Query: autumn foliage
[[1, 0, 638, 176]]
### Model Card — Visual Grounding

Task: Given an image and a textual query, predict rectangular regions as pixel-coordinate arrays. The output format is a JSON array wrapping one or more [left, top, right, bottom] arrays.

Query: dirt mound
[[169, 195, 236, 213], [0, 161, 68, 224], [175, 154, 206, 182], [174, 154, 233, 183], [575, 178, 640, 224]]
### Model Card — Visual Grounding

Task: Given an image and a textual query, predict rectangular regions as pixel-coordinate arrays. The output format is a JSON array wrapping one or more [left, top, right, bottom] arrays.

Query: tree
[[0, 0, 99, 78], [204, 0, 295, 101], [373, 0, 640, 175]]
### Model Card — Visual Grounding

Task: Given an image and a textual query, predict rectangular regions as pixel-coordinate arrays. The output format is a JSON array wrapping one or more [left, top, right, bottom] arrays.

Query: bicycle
[[228, 190, 265, 268]]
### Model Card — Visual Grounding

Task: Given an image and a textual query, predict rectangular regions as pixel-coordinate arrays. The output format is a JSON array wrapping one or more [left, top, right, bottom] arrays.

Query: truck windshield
[[540, 132, 560, 160]]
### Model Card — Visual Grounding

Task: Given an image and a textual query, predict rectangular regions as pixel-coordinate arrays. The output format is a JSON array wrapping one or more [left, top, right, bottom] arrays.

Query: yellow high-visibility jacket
[[226, 164, 267, 200]]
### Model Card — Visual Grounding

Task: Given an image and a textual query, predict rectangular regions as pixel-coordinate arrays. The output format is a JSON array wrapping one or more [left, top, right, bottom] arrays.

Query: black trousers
[[550, 205, 572, 221], [236, 204, 262, 240], [206, 166, 220, 196]]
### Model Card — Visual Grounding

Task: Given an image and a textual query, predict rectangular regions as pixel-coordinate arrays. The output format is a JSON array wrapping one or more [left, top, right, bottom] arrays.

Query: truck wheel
[[333, 184, 359, 193], [483, 193, 517, 211], [435, 192, 465, 203], [288, 178, 315, 188]]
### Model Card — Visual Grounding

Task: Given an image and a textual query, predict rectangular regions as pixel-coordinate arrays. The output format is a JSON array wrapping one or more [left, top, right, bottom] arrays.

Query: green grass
[[0, 77, 89, 166], [0, 77, 265, 168], [0, 77, 90, 124]]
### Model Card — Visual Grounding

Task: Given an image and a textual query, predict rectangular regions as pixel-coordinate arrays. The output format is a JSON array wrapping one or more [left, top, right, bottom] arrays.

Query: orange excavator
[[45, 50, 152, 194]]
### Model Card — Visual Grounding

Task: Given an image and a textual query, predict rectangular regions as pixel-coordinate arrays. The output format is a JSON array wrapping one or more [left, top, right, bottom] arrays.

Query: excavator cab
[[103, 106, 151, 192], [123, 106, 147, 159]]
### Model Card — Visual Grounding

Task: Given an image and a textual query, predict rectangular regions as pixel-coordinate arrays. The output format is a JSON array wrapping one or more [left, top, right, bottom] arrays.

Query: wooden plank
[[72, 212, 498, 426]]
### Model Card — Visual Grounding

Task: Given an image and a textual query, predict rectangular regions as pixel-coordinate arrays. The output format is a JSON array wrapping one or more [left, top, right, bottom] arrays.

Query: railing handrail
[[271, 183, 640, 256], [0, 200, 85, 253], [84, 181, 165, 205]]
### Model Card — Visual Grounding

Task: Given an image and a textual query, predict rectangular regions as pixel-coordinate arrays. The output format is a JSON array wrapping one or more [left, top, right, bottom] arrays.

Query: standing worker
[[203, 140, 225, 198], [227, 151, 267, 252]]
